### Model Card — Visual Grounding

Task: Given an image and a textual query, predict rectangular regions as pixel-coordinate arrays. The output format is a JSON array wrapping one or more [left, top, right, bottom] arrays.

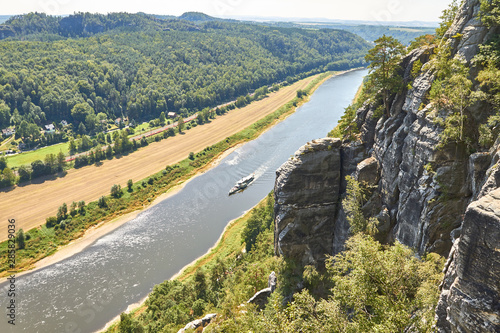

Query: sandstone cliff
[[273, 0, 499, 331]]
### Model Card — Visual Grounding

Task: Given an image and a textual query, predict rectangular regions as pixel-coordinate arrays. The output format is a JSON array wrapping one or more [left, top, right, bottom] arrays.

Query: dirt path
[[0, 75, 320, 241]]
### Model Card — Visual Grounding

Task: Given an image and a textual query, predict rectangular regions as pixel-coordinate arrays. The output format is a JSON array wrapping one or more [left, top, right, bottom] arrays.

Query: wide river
[[0, 69, 367, 333]]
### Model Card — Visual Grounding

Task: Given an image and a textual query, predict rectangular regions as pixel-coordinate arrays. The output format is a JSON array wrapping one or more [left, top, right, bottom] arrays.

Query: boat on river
[[228, 173, 255, 195]]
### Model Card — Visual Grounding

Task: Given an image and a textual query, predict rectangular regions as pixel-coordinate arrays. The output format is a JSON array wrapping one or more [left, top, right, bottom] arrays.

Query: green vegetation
[[365, 35, 405, 117], [429, 49, 473, 146], [435, 0, 462, 39], [343, 175, 378, 236], [0, 71, 330, 277]]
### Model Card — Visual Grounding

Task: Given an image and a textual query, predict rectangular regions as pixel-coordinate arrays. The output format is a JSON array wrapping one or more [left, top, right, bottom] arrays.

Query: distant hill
[[254, 21, 434, 45], [178, 12, 217, 22]]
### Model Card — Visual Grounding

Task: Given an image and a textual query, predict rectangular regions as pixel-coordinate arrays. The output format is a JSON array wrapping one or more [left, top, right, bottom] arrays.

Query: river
[[0, 69, 367, 333]]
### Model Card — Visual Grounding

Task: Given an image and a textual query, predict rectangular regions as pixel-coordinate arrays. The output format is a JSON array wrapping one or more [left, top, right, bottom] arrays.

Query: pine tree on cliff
[[365, 35, 405, 117]]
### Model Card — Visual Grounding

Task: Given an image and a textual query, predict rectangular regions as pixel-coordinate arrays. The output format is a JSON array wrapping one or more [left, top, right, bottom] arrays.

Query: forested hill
[[0, 12, 370, 133]]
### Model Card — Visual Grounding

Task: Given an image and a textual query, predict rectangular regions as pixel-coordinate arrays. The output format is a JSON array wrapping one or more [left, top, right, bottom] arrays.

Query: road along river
[[0, 69, 367, 333]]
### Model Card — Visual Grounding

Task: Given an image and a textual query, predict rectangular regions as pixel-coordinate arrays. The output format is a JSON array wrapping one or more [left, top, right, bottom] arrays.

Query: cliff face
[[273, 0, 499, 331], [274, 138, 342, 268]]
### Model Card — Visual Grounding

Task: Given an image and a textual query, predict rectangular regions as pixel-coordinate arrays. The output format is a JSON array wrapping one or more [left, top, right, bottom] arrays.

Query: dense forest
[[0, 12, 370, 137]]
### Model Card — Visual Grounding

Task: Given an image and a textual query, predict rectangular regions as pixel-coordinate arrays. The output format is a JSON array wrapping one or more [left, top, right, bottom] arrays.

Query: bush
[[46, 216, 58, 228], [189, 152, 195, 160], [98, 196, 107, 208], [111, 184, 123, 198], [17, 229, 25, 249], [18, 165, 32, 182]]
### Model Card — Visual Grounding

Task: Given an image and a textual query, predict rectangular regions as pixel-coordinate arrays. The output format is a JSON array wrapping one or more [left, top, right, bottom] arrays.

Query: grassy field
[[0, 73, 328, 242], [6, 142, 69, 168]]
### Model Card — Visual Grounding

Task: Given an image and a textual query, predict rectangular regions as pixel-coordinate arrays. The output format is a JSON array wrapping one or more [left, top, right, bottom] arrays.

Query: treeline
[[0, 12, 370, 138]]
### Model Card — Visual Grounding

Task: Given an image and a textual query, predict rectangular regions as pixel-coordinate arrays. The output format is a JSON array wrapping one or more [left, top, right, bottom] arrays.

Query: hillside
[[0, 12, 369, 131]]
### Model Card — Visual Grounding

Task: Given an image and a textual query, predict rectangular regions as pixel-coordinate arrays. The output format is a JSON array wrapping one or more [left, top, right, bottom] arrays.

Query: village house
[[44, 124, 55, 134], [1, 128, 15, 137]]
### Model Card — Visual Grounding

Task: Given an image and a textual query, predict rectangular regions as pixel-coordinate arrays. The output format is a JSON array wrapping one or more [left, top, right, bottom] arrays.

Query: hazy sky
[[2, 0, 451, 22]]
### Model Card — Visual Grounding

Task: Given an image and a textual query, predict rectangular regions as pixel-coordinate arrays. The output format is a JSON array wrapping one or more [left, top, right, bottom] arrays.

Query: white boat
[[228, 173, 255, 195]]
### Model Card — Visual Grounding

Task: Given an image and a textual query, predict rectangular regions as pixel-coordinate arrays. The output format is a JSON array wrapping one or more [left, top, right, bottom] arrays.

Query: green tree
[[480, 0, 500, 27], [430, 56, 473, 144], [159, 111, 166, 124], [325, 234, 445, 332], [343, 176, 378, 236], [18, 165, 32, 182], [78, 200, 86, 213], [118, 312, 144, 333], [177, 117, 184, 133], [436, 0, 460, 39], [127, 179, 133, 192], [1, 167, 16, 187], [78, 122, 87, 134], [69, 138, 77, 153], [71, 102, 94, 123], [106, 144, 113, 158], [57, 203, 67, 221], [70, 201, 78, 216], [111, 184, 122, 198], [17, 229, 25, 249], [0, 156, 7, 170], [98, 196, 107, 208], [44, 153, 57, 173], [57, 150, 66, 171], [365, 35, 405, 117]]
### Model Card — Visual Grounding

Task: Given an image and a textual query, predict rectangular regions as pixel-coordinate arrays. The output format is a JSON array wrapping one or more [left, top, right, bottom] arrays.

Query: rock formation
[[274, 138, 342, 267], [177, 313, 217, 333], [247, 271, 277, 309], [273, 0, 499, 331]]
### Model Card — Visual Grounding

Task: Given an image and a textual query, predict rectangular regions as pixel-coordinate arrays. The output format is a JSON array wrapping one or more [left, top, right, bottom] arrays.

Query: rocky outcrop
[[274, 138, 342, 267], [247, 271, 277, 309], [177, 313, 217, 333], [436, 188, 500, 332]]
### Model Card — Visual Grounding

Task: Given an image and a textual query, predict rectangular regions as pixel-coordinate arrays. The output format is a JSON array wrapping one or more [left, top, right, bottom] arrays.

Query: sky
[[1, 0, 451, 23]]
